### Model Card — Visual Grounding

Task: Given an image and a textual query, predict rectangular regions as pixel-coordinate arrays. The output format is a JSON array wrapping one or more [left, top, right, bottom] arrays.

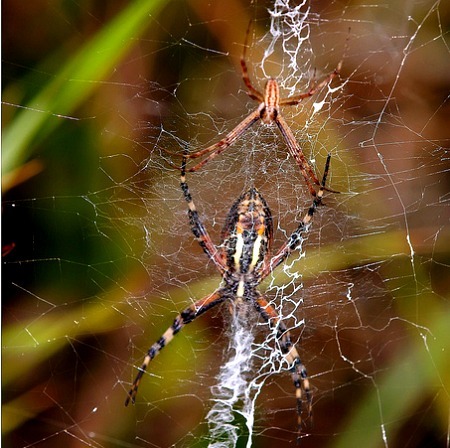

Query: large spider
[[173, 28, 341, 198], [125, 150, 332, 437]]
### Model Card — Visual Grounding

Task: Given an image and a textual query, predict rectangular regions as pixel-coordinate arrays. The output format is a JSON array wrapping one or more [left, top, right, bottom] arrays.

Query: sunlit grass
[[2, 0, 166, 177]]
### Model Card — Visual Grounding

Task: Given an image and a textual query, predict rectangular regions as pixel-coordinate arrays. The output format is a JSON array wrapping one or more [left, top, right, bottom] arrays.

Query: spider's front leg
[[254, 294, 312, 435], [240, 20, 265, 102], [162, 110, 260, 172], [184, 110, 261, 172], [261, 154, 331, 279], [125, 289, 226, 406], [275, 117, 338, 197], [180, 150, 228, 274]]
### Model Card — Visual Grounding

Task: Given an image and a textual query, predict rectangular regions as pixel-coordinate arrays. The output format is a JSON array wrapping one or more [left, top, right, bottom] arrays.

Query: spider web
[[2, 1, 449, 448]]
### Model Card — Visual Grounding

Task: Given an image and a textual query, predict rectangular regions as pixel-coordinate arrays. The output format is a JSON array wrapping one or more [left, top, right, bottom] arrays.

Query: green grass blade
[[2, 0, 166, 175]]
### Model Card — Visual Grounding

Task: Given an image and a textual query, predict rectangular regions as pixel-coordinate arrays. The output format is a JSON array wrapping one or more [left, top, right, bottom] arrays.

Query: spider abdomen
[[231, 229, 264, 274], [221, 188, 273, 276]]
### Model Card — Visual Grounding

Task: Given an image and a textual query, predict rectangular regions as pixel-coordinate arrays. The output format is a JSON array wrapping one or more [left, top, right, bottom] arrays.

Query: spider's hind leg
[[253, 294, 312, 436], [125, 289, 225, 406]]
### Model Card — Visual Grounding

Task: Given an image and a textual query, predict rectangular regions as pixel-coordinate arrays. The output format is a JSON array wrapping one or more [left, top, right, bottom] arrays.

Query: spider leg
[[261, 154, 331, 279], [275, 115, 324, 197], [240, 20, 264, 102], [275, 115, 338, 196], [163, 23, 263, 172], [279, 60, 342, 106], [125, 289, 226, 406], [162, 111, 259, 167], [185, 110, 260, 172], [181, 152, 228, 274], [254, 294, 312, 434]]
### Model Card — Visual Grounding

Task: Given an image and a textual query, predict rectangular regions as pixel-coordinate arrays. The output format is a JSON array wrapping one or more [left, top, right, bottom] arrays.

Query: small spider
[[125, 149, 332, 438], [172, 27, 341, 198]]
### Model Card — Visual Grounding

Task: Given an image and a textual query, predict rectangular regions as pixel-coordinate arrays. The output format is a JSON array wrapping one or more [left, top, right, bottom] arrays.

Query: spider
[[171, 27, 341, 198], [125, 149, 332, 438]]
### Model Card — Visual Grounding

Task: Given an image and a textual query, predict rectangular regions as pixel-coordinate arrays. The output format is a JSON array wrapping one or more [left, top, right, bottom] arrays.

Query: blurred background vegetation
[[2, 1, 449, 447]]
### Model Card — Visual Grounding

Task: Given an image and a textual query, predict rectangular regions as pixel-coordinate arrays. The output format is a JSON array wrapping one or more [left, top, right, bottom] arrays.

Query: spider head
[[221, 188, 273, 277]]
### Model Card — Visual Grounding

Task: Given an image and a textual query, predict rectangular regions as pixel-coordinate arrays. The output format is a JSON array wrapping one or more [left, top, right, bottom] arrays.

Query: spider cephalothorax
[[126, 151, 332, 439]]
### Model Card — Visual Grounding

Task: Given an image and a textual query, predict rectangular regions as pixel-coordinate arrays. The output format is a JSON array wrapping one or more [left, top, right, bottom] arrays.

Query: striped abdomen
[[221, 188, 273, 277]]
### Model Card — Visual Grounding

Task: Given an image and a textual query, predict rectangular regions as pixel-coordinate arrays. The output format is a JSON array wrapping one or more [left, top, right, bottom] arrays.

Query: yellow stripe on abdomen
[[232, 232, 244, 270], [250, 235, 262, 271]]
